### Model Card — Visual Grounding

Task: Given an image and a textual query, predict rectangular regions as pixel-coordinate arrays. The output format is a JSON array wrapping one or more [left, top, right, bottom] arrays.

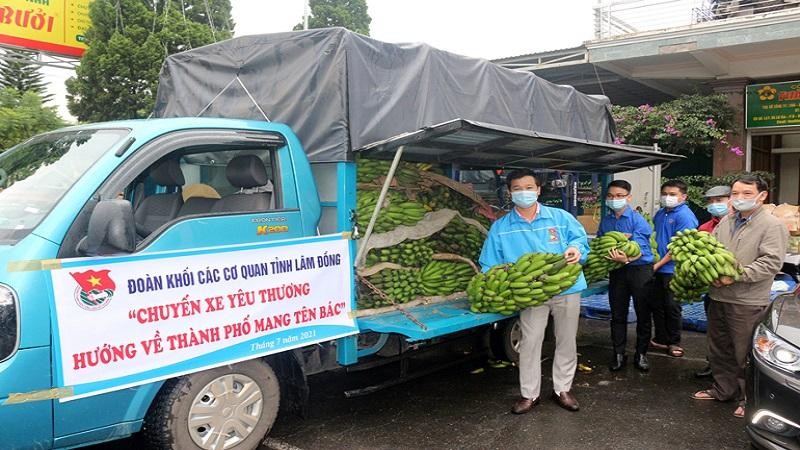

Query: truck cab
[[0, 118, 324, 449]]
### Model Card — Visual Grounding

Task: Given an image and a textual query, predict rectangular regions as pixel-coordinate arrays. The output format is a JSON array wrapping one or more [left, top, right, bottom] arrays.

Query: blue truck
[[0, 29, 680, 449]]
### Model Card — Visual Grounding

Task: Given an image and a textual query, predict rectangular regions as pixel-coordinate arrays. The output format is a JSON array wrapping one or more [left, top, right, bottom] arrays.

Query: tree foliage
[[294, 0, 371, 35], [0, 88, 65, 150], [66, 0, 233, 122], [612, 94, 740, 157], [0, 49, 52, 101]]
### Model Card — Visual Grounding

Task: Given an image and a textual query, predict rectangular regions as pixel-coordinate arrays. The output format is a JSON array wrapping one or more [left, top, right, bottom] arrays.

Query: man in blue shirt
[[598, 180, 655, 372], [651, 180, 699, 358], [479, 169, 588, 415]]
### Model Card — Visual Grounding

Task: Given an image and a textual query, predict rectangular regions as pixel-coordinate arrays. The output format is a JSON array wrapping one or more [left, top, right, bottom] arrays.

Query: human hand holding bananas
[[711, 276, 735, 288], [564, 246, 581, 264], [605, 248, 629, 264]]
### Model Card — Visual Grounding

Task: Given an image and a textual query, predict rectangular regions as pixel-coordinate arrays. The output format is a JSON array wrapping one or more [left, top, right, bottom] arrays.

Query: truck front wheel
[[490, 318, 521, 364], [143, 359, 280, 450]]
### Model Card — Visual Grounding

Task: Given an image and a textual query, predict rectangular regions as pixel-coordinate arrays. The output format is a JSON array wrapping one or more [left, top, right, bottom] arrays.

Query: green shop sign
[[746, 81, 800, 129]]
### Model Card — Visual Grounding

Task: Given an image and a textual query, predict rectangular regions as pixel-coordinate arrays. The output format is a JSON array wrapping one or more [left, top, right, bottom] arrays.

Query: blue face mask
[[605, 199, 627, 211], [706, 202, 728, 217], [511, 190, 538, 208]]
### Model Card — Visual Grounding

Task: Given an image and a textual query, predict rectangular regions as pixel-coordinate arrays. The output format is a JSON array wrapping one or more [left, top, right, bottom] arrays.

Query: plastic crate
[[580, 294, 637, 323], [681, 302, 707, 332]]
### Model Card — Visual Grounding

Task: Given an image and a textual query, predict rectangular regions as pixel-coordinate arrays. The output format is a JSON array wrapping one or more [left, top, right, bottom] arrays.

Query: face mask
[[511, 190, 538, 209], [706, 202, 728, 217], [605, 199, 627, 211], [661, 195, 680, 208], [731, 197, 760, 212]]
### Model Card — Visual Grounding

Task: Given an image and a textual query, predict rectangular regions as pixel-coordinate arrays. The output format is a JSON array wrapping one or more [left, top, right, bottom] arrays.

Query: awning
[[356, 119, 683, 173]]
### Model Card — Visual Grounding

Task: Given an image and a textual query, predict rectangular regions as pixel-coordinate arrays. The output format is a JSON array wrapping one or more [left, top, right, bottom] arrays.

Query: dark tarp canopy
[[154, 28, 621, 163], [357, 119, 682, 174]]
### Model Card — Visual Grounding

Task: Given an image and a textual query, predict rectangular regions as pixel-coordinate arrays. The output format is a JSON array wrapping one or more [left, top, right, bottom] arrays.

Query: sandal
[[668, 345, 684, 358], [733, 405, 745, 418], [650, 340, 669, 350], [692, 390, 718, 401]]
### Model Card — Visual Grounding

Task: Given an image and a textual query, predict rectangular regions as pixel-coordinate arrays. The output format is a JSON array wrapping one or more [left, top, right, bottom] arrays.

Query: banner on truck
[[0, 0, 90, 57], [48, 234, 357, 400]]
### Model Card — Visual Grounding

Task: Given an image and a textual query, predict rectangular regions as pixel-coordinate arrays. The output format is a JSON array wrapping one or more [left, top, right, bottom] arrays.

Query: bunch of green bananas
[[356, 191, 428, 233], [358, 268, 423, 308], [642, 212, 660, 260], [668, 229, 742, 303], [430, 217, 485, 262], [357, 159, 390, 184], [417, 186, 492, 229], [356, 159, 429, 186], [420, 260, 476, 296], [584, 231, 642, 284], [365, 239, 435, 267], [467, 253, 582, 315]]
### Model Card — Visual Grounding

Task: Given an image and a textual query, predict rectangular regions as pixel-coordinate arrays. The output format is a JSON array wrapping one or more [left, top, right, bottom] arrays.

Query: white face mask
[[731, 195, 763, 212], [661, 195, 681, 208]]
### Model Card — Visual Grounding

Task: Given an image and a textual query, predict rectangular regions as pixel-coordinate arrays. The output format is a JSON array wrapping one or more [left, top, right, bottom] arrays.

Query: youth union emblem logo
[[70, 269, 116, 311]]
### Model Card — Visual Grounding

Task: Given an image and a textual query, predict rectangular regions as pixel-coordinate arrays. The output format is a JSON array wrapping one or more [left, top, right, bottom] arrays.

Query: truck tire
[[142, 359, 280, 450], [490, 318, 521, 364]]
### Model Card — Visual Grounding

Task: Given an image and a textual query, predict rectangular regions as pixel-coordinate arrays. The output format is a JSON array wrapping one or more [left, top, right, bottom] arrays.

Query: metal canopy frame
[[0, 45, 79, 70], [355, 119, 683, 174]]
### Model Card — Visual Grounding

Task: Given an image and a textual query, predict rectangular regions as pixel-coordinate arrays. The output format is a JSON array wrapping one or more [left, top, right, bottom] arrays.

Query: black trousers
[[650, 272, 682, 346], [608, 264, 653, 355]]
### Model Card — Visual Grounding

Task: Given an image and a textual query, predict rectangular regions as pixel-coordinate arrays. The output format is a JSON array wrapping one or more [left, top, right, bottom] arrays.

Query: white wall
[[778, 133, 800, 205], [614, 166, 661, 216], [779, 153, 799, 205]]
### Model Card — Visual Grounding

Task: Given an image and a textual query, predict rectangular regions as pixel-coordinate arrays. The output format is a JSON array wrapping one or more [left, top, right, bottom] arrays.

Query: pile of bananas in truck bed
[[356, 158, 494, 309], [358, 260, 476, 309]]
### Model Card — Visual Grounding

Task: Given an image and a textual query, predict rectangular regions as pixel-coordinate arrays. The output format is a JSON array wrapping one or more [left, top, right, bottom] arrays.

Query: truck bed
[[357, 282, 610, 342]]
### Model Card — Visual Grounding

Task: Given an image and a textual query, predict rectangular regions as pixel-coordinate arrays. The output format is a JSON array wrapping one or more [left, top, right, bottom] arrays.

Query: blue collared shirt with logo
[[654, 202, 699, 274], [479, 205, 589, 295], [598, 206, 654, 266]]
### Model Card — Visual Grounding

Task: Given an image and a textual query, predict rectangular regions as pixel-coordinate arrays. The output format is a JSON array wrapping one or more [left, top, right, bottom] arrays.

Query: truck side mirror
[[78, 199, 136, 255]]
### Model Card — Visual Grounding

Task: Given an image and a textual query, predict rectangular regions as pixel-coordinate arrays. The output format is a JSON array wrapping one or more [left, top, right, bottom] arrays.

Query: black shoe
[[609, 353, 627, 371], [634, 354, 650, 372], [695, 365, 712, 378]]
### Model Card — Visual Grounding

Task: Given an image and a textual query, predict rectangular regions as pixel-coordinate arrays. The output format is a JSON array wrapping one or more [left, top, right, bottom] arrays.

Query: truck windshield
[[0, 129, 129, 244]]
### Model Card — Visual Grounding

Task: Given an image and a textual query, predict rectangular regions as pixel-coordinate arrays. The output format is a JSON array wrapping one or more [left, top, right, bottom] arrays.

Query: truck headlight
[[0, 284, 19, 362], [753, 323, 800, 373]]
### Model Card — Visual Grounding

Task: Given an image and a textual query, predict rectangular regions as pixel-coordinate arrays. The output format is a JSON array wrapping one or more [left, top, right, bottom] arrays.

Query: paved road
[[91, 317, 751, 450], [259, 318, 749, 450]]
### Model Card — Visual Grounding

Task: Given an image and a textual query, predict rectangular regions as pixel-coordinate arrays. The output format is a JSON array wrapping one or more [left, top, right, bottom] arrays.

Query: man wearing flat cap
[[698, 185, 732, 233]]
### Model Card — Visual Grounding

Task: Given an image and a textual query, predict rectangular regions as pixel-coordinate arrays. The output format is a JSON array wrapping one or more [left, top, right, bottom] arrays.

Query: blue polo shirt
[[479, 205, 589, 295], [653, 202, 698, 274], [597, 206, 654, 266]]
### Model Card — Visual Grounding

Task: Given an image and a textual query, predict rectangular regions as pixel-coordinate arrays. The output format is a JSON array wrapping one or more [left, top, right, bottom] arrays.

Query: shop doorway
[[750, 133, 800, 204]]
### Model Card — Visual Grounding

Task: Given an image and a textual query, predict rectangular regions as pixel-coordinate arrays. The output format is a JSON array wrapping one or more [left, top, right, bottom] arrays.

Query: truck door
[[52, 128, 314, 445]]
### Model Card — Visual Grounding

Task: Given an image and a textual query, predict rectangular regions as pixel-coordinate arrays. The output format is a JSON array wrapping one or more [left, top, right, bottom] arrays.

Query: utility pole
[[303, 0, 309, 30]]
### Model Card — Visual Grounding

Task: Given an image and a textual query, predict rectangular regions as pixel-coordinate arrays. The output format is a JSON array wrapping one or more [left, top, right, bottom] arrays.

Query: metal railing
[[594, 0, 800, 39]]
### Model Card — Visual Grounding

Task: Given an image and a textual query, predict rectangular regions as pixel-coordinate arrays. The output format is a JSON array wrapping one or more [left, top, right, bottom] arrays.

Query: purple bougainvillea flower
[[706, 118, 717, 127], [613, 137, 626, 144], [729, 146, 744, 156]]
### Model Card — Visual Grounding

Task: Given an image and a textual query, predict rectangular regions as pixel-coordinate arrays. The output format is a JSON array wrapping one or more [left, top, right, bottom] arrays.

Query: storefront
[[746, 80, 800, 205]]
